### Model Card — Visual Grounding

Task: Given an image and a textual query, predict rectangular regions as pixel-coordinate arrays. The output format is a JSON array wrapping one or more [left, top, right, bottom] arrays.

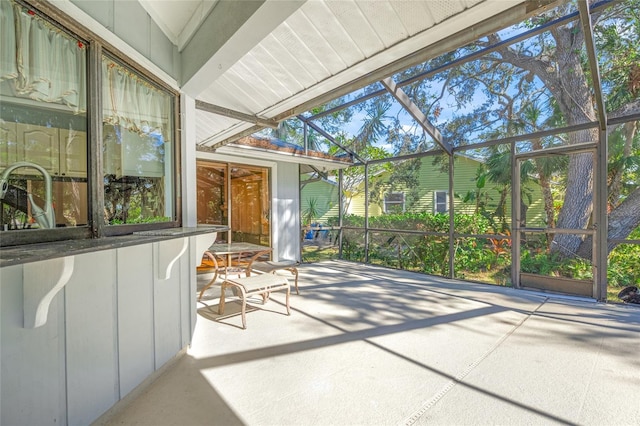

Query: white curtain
[[0, 0, 18, 81], [1, 0, 86, 113], [102, 57, 171, 135]]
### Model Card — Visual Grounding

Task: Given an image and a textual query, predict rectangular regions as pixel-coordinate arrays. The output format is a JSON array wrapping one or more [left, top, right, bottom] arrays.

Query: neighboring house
[[300, 175, 340, 225], [347, 155, 546, 227]]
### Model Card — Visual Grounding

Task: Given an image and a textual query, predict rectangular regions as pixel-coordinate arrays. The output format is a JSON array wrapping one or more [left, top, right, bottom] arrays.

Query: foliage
[[368, 158, 422, 211], [607, 226, 640, 288], [341, 212, 510, 279], [301, 197, 323, 226], [302, 245, 339, 263], [338, 218, 640, 291], [520, 249, 592, 280], [104, 175, 168, 225], [312, 2, 640, 286], [110, 215, 170, 225], [1, 204, 29, 230]]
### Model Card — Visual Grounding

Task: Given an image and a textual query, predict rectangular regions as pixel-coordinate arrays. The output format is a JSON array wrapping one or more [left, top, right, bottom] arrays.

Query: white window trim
[[384, 192, 405, 213]]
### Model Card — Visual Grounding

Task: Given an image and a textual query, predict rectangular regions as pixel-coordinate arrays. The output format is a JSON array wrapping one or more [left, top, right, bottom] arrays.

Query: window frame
[[196, 159, 272, 246], [383, 192, 405, 214], [433, 190, 449, 214], [0, 0, 181, 246]]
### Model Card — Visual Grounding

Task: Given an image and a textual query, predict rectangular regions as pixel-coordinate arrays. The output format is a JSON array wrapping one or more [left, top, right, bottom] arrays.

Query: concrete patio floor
[[95, 260, 640, 426]]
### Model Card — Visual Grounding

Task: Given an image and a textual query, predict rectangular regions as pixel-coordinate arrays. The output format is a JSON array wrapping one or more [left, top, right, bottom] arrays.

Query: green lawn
[[302, 244, 339, 263]]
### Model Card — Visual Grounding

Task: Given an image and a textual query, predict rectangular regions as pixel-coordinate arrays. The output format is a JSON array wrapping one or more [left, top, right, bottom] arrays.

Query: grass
[[302, 244, 339, 263]]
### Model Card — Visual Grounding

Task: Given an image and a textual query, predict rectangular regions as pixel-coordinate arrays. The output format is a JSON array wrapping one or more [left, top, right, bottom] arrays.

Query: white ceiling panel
[[356, 1, 409, 47], [389, 2, 436, 36], [139, 0, 218, 48], [195, 109, 242, 142], [227, 62, 276, 106], [428, 1, 469, 24], [211, 75, 266, 113], [238, 53, 290, 102], [272, 22, 331, 81], [300, 1, 363, 65], [324, 1, 384, 58], [261, 32, 318, 88], [250, 45, 300, 97], [287, 11, 346, 76]]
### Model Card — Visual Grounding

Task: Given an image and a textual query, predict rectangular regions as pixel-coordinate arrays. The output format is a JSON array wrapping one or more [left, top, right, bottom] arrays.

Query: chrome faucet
[[0, 162, 55, 229]]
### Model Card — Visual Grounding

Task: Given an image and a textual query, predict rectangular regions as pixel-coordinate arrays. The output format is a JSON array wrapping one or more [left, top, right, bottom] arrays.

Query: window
[[1, 1, 87, 234], [0, 0, 178, 246], [102, 56, 174, 226], [434, 190, 448, 213], [197, 161, 270, 246], [384, 192, 405, 213]]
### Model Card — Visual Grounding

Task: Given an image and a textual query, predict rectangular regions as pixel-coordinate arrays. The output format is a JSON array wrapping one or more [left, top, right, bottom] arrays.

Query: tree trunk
[[544, 25, 597, 256], [576, 186, 640, 259], [552, 150, 595, 256], [496, 22, 599, 257]]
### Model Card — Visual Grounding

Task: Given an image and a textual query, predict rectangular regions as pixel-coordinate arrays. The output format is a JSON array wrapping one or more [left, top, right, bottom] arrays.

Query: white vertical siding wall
[[0, 3, 189, 424], [0, 237, 200, 425], [68, 0, 178, 79], [275, 162, 301, 261]]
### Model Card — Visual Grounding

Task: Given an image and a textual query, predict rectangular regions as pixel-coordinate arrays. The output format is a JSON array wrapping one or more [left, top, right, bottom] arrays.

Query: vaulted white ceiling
[[140, 0, 553, 150]]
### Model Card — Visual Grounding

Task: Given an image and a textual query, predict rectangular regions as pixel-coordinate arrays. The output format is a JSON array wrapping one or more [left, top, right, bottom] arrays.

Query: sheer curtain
[[0, 0, 17, 82], [102, 57, 171, 135], [0, 0, 86, 113]]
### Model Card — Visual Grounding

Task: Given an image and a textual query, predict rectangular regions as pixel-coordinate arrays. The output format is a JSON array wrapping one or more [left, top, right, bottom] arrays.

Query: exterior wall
[[0, 2, 195, 424], [197, 152, 301, 262], [300, 178, 339, 224], [0, 236, 208, 425], [346, 199, 366, 216], [346, 156, 546, 227], [70, 0, 178, 79], [275, 162, 301, 261]]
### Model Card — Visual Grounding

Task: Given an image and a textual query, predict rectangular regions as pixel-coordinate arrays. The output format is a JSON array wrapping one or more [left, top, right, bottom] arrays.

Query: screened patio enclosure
[[201, 0, 640, 302]]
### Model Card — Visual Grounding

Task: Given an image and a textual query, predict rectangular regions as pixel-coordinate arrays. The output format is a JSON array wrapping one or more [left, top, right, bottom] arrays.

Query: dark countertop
[[0, 225, 229, 268]]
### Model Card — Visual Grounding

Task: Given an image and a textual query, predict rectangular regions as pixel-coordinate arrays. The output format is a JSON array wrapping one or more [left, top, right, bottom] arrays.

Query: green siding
[[300, 179, 339, 224], [345, 155, 546, 228]]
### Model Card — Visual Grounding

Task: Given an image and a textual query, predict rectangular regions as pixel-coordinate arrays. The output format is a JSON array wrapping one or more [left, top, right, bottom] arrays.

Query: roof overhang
[[204, 143, 353, 172], [135, 0, 561, 150], [184, 0, 558, 148]]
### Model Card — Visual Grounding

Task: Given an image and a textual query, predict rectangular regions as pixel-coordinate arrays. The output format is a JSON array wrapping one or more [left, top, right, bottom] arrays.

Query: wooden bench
[[246, 259, 300, 295], [218, 273, 291, 329]]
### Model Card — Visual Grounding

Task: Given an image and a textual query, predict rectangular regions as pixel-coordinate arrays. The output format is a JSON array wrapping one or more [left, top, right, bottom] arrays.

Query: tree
[[421, 1, 640, 258], [303, 1, 639, 260]]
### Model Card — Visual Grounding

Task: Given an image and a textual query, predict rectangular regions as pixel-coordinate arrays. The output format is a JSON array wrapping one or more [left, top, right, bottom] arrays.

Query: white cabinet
[[17, 123, 60, 174], [0, 123, 87, 178], [60, 128, 87, 177], [0, 120, 18, 168]]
